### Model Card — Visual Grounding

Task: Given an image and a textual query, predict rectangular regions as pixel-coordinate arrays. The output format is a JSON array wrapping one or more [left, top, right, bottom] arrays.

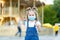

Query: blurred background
[[0, 0, 60, 40]]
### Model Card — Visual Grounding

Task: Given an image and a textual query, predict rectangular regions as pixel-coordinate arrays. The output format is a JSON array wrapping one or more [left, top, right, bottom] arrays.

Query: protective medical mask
[[28, 16, 36, 21]]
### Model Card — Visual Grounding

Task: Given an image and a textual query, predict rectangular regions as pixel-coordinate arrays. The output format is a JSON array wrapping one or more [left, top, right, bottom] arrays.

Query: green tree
[[53, 0, 60, 22], [44, 5, 58, 25]]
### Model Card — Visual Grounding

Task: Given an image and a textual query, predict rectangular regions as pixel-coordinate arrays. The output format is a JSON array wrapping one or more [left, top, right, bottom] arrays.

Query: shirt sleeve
[[36, 21, 41, 26]]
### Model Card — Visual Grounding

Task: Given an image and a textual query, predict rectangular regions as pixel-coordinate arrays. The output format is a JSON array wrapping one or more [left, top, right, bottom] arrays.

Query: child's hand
[[37, 25, 43, 32], [38, 29, 43, 32]]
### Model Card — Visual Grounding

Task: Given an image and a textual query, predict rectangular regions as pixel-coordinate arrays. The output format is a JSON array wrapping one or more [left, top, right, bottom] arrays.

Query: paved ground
[[0, 26, 60, 40], [0, 35, 60, 40]]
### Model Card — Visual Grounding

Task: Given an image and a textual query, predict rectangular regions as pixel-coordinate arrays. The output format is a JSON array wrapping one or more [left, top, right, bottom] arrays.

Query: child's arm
[[36, 24, 41, 32], [36, 21, 42, 32]]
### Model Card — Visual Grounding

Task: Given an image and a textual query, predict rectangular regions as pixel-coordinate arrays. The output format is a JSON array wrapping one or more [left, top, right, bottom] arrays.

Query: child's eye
[[29, 15, 31, 16]]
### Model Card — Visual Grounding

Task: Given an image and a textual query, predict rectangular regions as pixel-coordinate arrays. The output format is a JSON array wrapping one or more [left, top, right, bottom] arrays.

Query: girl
[[15, 18, 22, 37], [25, 7, 41, 40]]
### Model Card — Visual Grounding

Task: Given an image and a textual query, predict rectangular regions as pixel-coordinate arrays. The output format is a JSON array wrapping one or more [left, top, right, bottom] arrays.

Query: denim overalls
[[25, 21, 39, 40]]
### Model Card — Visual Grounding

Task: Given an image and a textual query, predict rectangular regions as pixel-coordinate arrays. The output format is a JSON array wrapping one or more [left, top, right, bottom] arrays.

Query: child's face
[[28, 10, 36, 21], [28, 11, 36, 16]]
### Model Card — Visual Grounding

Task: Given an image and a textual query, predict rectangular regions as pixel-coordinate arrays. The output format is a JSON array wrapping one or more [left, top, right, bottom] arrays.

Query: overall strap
[[34, 21, 37, 27], [27, 21, 29, 28]]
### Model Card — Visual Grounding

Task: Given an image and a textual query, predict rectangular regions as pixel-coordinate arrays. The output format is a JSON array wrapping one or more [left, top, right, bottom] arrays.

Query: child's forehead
[[28, 10, 35, 15]]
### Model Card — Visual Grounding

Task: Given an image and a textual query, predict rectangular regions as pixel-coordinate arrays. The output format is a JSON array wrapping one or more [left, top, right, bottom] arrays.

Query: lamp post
[[33, 0, 36, 7], [39, 0, 44, 26], [10, 0, 12, 25], [0, 1, 5, 16], [18, 0, 20, 17]]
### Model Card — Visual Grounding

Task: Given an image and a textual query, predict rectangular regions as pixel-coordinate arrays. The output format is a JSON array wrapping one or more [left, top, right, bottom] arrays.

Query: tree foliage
[[38, 0, 60, 25], [44, 5, 58, 25], [53, 0, 60, 22]]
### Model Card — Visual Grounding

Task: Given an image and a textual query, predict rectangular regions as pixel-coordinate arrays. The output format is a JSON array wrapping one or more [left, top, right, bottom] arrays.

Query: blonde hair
[[26, 7, 39, 21]]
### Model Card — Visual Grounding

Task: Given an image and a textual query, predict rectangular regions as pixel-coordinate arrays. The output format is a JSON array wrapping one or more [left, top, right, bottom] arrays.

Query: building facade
[[0, 0, 45, 25]]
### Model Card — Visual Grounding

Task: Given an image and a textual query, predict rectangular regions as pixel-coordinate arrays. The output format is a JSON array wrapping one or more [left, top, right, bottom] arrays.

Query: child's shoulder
[[36, 21, 41, 25], [25, 21, 41, 24]]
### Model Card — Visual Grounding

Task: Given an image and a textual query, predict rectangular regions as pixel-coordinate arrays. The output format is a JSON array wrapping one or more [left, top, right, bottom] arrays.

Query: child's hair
[[26, 7, 38, 21]]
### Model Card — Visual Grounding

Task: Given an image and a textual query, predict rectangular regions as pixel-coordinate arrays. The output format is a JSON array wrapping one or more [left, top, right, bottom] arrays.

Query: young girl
[[25, 7, 41, 40]]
